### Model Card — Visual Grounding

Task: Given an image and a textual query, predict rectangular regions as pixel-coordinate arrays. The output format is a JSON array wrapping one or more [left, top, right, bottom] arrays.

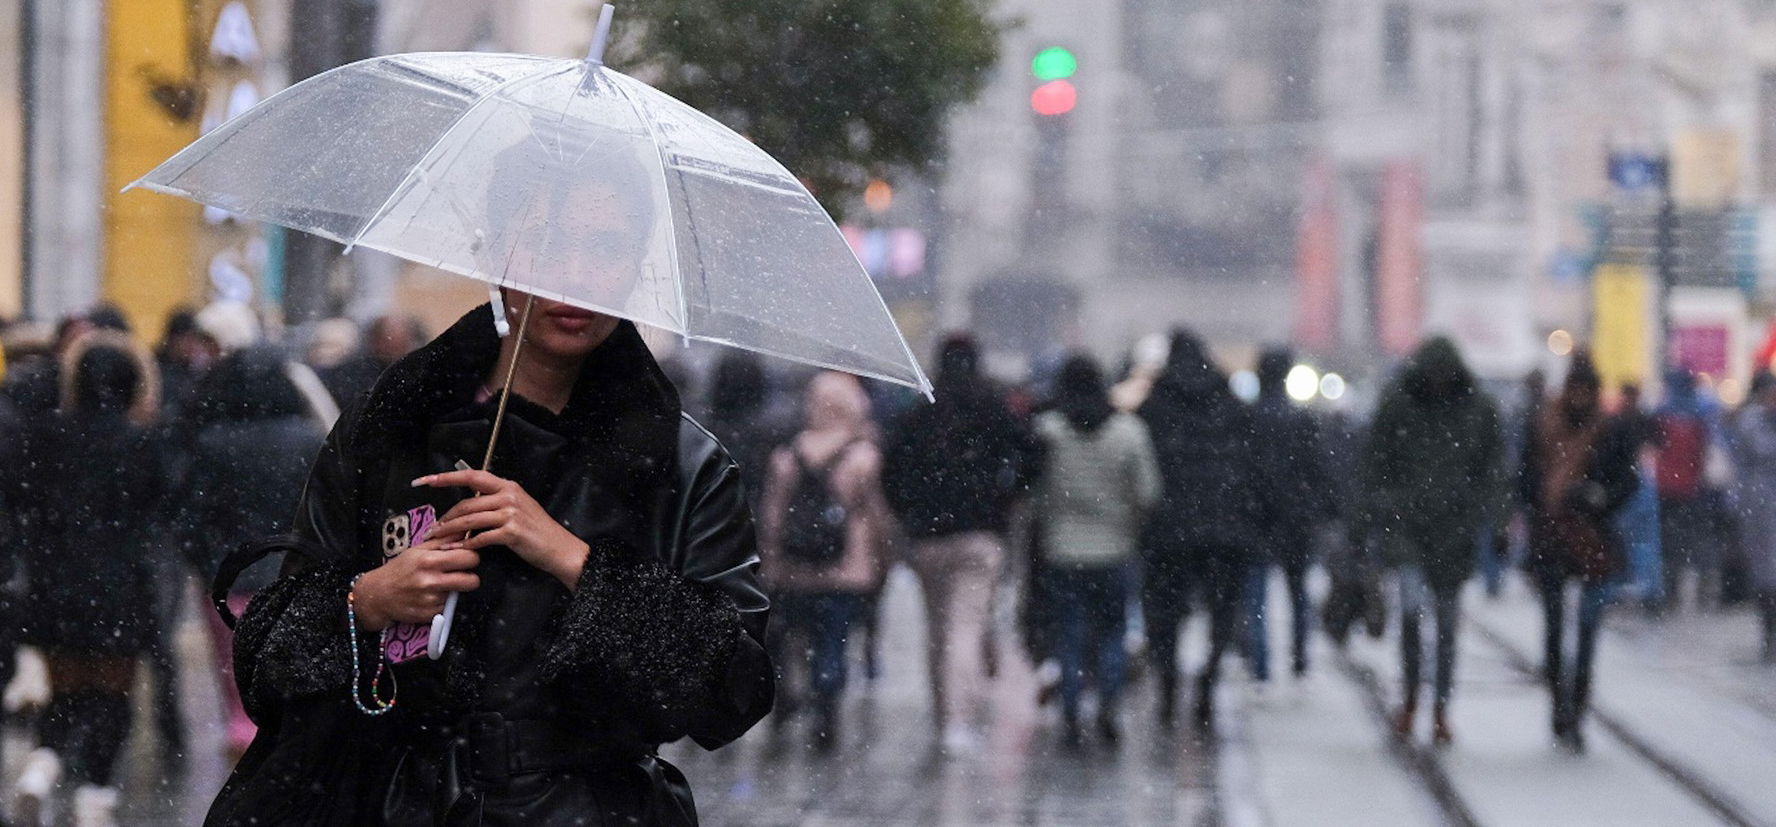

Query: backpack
[[782, 446, 853, 565], [1656, 413, 1708, 499]]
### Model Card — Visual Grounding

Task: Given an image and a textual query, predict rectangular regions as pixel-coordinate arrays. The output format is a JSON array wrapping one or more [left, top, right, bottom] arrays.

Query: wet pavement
[[0, 561, 1761, 825]]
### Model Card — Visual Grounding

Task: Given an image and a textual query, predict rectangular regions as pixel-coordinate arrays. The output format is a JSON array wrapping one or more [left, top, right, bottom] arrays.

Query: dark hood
[[1151, 330, 1231, 407], [1400, 337, 1475, 404], [187, 344, 310, 427]]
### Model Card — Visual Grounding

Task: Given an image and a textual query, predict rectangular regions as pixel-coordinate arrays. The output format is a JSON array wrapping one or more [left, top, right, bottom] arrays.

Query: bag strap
[[212, 533, 331, 629]]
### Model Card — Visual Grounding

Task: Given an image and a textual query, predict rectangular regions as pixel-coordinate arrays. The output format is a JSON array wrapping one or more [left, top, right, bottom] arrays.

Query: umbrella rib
[[606, 74, 692, 338], [344, 62, 573, 255]]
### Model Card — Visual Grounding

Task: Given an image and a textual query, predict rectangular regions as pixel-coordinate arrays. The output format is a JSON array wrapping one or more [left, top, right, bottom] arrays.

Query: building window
[[1384, 4, 1413, 95], [1760, 71, 1776, 196]]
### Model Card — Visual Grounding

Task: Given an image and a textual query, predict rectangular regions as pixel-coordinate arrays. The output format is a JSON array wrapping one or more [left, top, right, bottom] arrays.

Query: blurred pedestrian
[[154, 307, 219, 420], [318, 313, 425, 406], [11, 329, 164, 826], [2, 307, 130, 417], [1614, 384, 1665, 607], [1730, 372, 1776, 662], [704, 351, 789, 509], [883, 334, 1038, 751], [1654, 368, 1725, 614], [1521, 350, 1639, 752], [1137, 332, 1262, 730], [1036, 355, 1159, 747], [758, 371, 892, 750], [1362, 337, 1504, 747], [1246, 347, 1332, 682], [171, 345, 327, 759]]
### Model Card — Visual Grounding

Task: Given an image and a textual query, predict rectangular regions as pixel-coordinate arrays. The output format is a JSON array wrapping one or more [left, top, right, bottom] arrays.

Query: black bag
[[782, 446, 852, 565], [206, 534, 390, 827]]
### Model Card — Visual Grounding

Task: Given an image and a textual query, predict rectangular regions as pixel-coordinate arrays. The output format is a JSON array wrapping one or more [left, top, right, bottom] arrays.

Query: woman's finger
[[426, 547, 481, 572], [459, 526, 514, 551], [432, 509, 510, 539], [413, 469, 509, 495], [437, 493, 511, 523], [432, 572, 481, 593]]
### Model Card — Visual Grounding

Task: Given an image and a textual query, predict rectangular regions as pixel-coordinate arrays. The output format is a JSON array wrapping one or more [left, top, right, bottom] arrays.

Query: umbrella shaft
[[483, 294, 537, 472]]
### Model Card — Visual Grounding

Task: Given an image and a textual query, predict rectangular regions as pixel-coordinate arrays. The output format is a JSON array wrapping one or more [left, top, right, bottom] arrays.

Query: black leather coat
[[206, 308, 772, 826]]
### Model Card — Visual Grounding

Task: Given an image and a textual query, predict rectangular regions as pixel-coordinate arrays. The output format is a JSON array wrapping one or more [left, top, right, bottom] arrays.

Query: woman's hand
[[415, 469, 591, 590], [351, 537, 481, 632]]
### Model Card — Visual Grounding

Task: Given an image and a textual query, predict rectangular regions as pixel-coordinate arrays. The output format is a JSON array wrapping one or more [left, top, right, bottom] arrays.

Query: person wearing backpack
[[1654, 368, 1724, 614], [758, 371, 893, 750]]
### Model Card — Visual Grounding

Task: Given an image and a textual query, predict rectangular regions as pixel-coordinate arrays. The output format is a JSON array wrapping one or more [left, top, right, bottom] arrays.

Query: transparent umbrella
[[132, 5, 929, 659], [129, 5, 929, 396]]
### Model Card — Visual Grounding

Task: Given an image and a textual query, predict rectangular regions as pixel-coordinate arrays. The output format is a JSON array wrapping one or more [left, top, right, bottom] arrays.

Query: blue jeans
[[1398, 566, 1461, 710], [1244, 561, 1311, 681], [774, 592, 862, 710], [1051, 565, 1129, 722]]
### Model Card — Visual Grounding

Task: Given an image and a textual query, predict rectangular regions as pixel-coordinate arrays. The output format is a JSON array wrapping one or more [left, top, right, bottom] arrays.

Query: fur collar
[[354, 303, 680, 484]]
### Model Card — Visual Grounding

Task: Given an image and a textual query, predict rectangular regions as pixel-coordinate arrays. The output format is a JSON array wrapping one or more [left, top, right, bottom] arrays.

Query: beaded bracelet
[[347, 573, 398, 716]]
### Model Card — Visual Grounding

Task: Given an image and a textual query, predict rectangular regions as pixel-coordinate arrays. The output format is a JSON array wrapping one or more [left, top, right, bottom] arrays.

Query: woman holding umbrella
[[210, 285, 773, 825]]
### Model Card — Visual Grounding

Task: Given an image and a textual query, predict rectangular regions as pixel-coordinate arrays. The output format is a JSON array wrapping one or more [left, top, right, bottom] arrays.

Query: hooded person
[[1136, 330, 1264, 730], [1360, 336, 1505, 747], [1519, 349, 1638, 752], [11, 329, 164, 825], [1245, 347, 1333, 683], [881, 334, 1038, 750], [756, 371, 893, 750], [1036, 355, 1160, 747], [205, 296, 774, 826]]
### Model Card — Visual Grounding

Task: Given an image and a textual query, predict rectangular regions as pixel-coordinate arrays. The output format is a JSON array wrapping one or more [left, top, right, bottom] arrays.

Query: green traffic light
[[1032, 47, 1077, 81]]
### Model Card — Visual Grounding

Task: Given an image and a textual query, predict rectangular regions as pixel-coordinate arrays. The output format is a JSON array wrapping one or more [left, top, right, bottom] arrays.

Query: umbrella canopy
[[130, 45, 930, 395]]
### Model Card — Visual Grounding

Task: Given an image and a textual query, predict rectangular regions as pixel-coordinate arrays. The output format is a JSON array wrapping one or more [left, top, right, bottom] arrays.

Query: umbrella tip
[[586, 4, 616, 66]]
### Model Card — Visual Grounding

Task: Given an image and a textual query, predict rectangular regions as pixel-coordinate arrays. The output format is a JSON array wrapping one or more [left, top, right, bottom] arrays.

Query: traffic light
[[1030, 46, 1077, 116]]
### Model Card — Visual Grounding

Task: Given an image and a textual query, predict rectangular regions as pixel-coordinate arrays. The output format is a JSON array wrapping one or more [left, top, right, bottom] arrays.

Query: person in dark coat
[[882, 335, 1037, 747], [702, 351, 789, 509], [1520, 349, 1638, 753], [1245, 347, 1332, 681], [155, 307, 219, 421], [172, 345, 327, 757], [206, 299, 773, 826], [1361, 337, 1504, 747], [1138, 330, 1265, 730], [318, 313, 426, 407], [10, 329, 164, 824]]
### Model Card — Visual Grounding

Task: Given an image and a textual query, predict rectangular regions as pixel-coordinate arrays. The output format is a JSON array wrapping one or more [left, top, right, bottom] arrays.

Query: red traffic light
[[1030, 79, 1077, 116]]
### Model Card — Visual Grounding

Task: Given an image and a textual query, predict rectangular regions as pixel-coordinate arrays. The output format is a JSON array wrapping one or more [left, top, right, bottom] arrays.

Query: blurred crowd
[[2, 302, 1776, 823]]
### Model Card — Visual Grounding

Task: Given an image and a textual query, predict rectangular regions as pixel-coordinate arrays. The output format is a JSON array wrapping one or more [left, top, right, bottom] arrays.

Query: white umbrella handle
[[428, 592, 459, 660], [427, 459, 475, 660]]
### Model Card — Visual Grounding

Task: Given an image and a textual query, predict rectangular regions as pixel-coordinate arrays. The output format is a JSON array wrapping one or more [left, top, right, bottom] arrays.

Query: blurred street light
[[1286, 364, 1319, 401], [1031, 80, 1077, 116]]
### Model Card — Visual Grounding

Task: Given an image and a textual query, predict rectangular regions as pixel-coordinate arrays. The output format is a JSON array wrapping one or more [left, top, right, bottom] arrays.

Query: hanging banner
[[1592, 263, 1652, 388], [1293, 155, 1339, 352], [1375, 159, 1423, 356]]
